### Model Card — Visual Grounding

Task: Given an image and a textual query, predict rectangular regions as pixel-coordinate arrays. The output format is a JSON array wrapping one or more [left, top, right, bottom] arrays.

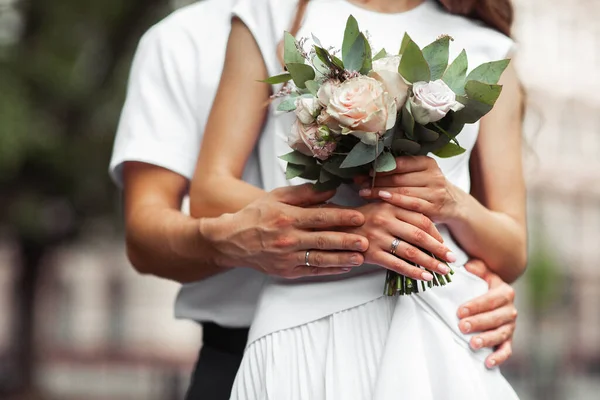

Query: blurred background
[[0, 0, 598, 399]]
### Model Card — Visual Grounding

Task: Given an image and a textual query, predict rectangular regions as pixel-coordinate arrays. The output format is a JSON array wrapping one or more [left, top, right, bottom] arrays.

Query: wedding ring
[[305, 250, 311, 267], [390, 238, 401, 256]]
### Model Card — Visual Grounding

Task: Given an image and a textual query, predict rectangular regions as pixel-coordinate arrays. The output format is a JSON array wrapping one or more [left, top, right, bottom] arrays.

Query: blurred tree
[[0, 0, 171, 395]]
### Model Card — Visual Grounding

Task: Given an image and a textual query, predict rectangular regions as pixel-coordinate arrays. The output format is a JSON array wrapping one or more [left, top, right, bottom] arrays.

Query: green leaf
[[442, 49, 468, 95], [276, 97, 297, 112], [323, 156, 368, 179], [422, 36, 450, 81], [345, 33, 368, 72], [466, 59, 510, 85], [312, 54, 330, 78], [392, 139, 422, 155], [286, 163, 305, 179], [399, 33, 411, 55], [361, 36, 373, 74], [305, 80, 320, 96], [319, 168, 333, 183], [401, 101, 415, 140], [340, 141, 383, 168], [314, 46, 343, 71], [284, 32, 305, 65], [279, 150, 316, 166], [415, 124, 439, 142], [261, 73, 292, 85], [374, 152, 397, 172], [286, 63, 316, 89], [313, 176, 343, 192], [342, 15, 360, 63], [311, 34, 323, 47], [398, 35, 431, 83], [331, 55, 345, 70], [300, 164, 321, 180], [453, 81, 503, 124], [373, 48, 388, 61], [433, 142, 467, 158]]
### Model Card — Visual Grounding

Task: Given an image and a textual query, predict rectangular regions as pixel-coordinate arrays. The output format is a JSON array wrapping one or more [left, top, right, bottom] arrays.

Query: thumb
[[464, 259, 489, 280], [271, 184, 336, 206]]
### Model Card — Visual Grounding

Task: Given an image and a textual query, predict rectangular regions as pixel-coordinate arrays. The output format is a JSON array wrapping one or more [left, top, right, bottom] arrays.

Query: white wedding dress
[[229, 0, 520, 399]]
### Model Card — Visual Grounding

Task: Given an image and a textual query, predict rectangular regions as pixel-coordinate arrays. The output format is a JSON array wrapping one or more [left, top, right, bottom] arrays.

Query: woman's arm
[[189, 19, 270, 217], [362, 64, 527, 282]]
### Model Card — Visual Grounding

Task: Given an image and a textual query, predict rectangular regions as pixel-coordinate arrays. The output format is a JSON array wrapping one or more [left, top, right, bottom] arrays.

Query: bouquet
[[264, 16, 509, 296]]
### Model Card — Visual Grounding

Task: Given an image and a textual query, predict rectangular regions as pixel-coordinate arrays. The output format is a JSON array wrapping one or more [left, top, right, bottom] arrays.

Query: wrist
[[198, 215, 238, 269], [444, 184, 470, 225]]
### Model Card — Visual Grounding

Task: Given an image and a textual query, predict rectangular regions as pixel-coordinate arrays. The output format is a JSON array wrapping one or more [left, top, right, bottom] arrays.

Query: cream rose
[[369, 55, 409, 108], [316, 78, 340, 106], [294, 96, 321, 125], [326, 76, 397, 138], [288, 120, 337, 161], [409, 79, 465, 125]]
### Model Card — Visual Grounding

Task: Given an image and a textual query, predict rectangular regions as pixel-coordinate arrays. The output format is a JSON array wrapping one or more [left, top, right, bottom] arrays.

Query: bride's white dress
[[229, 0, 520, 399]]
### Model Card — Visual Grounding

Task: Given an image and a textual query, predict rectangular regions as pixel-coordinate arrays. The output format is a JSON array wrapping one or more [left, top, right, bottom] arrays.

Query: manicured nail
[[462, 321, 472, 333], [359, 189, 372, 197], [438, 264, 450, 274], [379, 191, 393, 199], [487, 358, 497, 368], [446, 252, 457, 262], [421, 272, 434, 281], [472, 337, 483, 349], [459, 307, 470, 318]]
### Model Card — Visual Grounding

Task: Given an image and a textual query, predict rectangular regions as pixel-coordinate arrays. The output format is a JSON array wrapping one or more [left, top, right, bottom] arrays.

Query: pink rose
[[409, 79, 465, 125], [317, 78, 340, 106], [368, 55, 409, 108], [288, 120, 337, 161], [326, 76, 397, 137]]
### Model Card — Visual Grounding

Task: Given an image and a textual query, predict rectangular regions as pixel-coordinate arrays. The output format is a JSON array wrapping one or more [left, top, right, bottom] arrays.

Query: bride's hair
[[287, 0, 514, 38]]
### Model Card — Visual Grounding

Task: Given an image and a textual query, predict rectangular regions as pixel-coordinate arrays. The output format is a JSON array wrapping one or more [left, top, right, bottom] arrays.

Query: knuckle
[[399, 187, 411, 196], [404, 246, 418, 259], [312, 211, 329, 225], [316, 235, 328, 250], [273, 212, 294, 228], [314, 252, 325, 267], [412, 228, 427, 244], [273, 235, 297, 250], [506, 286, 516, 301], [311, 267, 321, 275], [419, 214, 433, 231], [372, 214, 388, 228]]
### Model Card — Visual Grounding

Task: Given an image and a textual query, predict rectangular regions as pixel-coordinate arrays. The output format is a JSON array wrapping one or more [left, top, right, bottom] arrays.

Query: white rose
[[316, 79, 340, 106], [409, 79, 465, 125], [294, 96, 321, 125], [326, 76, 397, 137], [369, 55, 409, 108]]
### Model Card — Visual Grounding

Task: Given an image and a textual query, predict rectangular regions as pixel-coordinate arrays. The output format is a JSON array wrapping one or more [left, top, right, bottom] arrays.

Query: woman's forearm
[[447, 187, 527, 283]]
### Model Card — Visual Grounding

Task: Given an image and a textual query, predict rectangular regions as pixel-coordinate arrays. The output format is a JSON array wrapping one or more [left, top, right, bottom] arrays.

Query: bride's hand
[[343, 202, 457, 281], [359, 156, 462, 224]]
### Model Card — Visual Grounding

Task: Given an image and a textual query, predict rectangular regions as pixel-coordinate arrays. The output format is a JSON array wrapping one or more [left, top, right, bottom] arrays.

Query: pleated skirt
[[230, 269, 519, 400]]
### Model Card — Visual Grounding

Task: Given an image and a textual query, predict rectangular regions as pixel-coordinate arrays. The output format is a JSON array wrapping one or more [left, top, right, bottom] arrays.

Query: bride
[[190, 0, 526, 398]]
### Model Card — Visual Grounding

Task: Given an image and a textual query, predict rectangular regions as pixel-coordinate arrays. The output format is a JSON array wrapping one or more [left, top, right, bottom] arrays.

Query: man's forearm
[[125, 204, 228, 283]]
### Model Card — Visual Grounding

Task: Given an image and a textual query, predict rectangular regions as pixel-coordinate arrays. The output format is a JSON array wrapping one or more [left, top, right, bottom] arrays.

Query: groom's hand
[[457, 259, 517, 369], [201, 184, 369, 279]]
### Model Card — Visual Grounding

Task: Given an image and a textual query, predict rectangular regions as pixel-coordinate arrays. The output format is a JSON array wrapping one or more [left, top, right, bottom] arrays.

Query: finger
[[486, 340, 513, 369], [468, 323, 515, 352], [387, 238, 451, 275], [370, 172, 430, 188], [464, 259, 489, 278], [459, 305, 517, 334], [457, 286, 512, 318], [364, 190, 437, 214], [371, 156, 432, 176], [296, 250, 365, 268], [295, 230, 369, 252], [371, 252, 435, 281], [273, 183, 335, 206], [387, 218, 453, 262], [285, 265, 354, 279], [394, 207, 444, 243], [294, 207, 366, 229]]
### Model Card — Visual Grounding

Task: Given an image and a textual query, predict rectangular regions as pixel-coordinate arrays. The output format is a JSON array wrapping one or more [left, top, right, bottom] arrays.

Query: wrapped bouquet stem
[[264, 16, 509, 296]]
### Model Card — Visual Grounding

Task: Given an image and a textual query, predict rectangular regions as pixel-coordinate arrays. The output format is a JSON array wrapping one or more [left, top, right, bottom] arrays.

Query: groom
[[110, 0, 517, 399]]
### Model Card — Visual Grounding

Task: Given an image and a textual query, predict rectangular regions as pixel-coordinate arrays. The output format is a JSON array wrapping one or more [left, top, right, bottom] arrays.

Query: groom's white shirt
[[109, 0, 265, 328]]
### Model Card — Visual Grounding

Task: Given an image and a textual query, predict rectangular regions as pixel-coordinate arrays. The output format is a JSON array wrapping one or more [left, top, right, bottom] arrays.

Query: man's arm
[[123, 162, 369, 283]]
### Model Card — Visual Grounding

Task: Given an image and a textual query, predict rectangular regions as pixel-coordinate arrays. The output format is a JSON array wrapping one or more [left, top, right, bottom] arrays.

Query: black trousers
[[184, 323, 249, 400]]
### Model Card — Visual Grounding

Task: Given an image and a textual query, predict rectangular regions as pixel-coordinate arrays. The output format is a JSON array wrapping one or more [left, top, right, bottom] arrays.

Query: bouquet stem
[[384, 251, 454, 296]]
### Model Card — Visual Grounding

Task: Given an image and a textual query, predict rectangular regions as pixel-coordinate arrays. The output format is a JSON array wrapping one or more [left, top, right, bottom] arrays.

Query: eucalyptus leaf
[[279, 150, 316, 166], [323, 156, 368, 179], [286, 163, 305, 180], [382, 128, 395, 147], [375, 152, 397, 172], [361, 36, 373, 74], [345, 33, 367, 72], [466, 59, 510, 85], [319, 168, 333, 183], [313, 176, 343, 191], [284, 32, 305, 65], [312, 54, 330, 78], [261, 73, 292, 85], [311, 34, 323, 47], [300, 164, 321, 180], [399, 33, 410, 55], [398, 34, 431, 83], [433, 142, 467, 158], [286, 63, 316, 89], [305, 80, 320, 96], [453, 81, 503, 124], [276, 97, 297, 112], [401, 101, 415, 140], [442, 49, 468, 95], [422, 36, 450, 81], [373, 48, 388, 61], [331, 55, 345, 70], [340, 141, 383, 168], [392, 139, 421, 155], [342, 15, 360, 63], [415, 124, 440, 142]]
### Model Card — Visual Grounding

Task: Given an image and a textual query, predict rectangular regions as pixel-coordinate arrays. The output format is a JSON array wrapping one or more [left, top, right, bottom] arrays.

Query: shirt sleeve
[[109, 22, 201, 188]]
